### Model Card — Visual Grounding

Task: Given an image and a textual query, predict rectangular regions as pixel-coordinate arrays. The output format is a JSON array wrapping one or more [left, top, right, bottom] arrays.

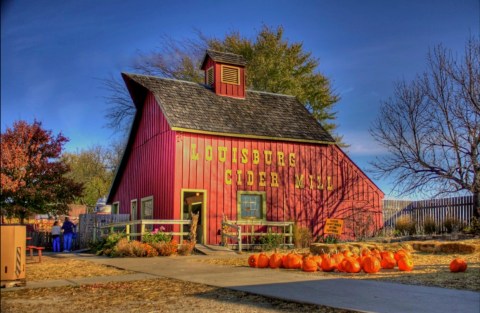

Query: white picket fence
[[383, 196, 475, 232]]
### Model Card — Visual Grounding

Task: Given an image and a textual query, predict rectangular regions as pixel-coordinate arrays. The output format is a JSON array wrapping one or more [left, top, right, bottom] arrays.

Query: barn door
[[181, 190, 207, 244]]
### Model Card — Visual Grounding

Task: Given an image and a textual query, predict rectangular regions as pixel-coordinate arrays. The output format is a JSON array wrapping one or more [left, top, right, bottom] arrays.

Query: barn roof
[[122, 73, 335, 144], [200, 50, 248, 69]]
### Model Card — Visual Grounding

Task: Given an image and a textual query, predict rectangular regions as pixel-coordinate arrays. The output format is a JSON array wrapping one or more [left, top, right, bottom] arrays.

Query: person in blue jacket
[[61, 217, 76, 252]]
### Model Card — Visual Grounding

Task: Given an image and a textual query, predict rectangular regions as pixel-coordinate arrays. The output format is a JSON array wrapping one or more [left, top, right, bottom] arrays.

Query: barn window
[[221, 65, 240, 85], [112, 202, 120, 214], [206, 67, 214, 85], [141, 196, 154, 231], [237, 191, 266, 220]]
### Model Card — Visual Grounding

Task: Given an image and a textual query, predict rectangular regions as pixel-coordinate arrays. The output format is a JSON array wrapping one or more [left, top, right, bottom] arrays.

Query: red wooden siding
[[204, 57, 246, 99], [174, 133, 383, 244], [110, 92, 176, 220]]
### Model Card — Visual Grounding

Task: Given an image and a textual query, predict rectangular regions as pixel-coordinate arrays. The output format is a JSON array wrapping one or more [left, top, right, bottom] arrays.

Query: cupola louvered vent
[[206, 67, 214, 85], [221, 65, 240, 85]]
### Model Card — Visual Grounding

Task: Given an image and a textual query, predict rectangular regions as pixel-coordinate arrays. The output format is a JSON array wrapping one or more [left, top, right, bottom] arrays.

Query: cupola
[[200, 50, 247, 99]]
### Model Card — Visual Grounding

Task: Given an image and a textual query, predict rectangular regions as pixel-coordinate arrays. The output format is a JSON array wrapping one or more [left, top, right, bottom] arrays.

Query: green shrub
[[259, 231, 283, 251], [320, 234, 339, 244], [423, 217, 437, 234], [91, 232, 126, 256], [142, 229, 172, 244], [394, 216, 416, 236]]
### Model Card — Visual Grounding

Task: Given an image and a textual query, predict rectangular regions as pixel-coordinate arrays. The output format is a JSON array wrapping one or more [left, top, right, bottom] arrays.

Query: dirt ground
[[1, 239, 479, 313]]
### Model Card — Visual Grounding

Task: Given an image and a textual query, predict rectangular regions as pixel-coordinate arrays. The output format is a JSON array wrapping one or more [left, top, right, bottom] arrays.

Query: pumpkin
[[302, 257, 318, 272], [269, 253, 283, 269], [285, 253, 302, 269], [370, 248, 381, 259], [248, 254, 259, 268], [394, 249, 411, 261], [397, 256, 414, 271], [360, 248, 371, 257], [343, 257, 361, 273], [321, 255, 336, 272], [380, 256, 396, 269], [449, 258, 467, 272], [337, 259, 346, 272], [257, 253, 270, 268], [362, 255, 381, 273], [332, 253, 344, 268], [343, 250, 354, 258], [312, 255, 323, 268], [380, 251, 395, 260]]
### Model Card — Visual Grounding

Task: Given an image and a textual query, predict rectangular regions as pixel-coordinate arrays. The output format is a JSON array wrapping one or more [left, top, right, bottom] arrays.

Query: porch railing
[[221, 220, 294, 252], [97, 219, 191, 242]]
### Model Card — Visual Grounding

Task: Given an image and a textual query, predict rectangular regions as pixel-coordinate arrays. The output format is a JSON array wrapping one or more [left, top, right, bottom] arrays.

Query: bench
[[26, 246, 45, 262]]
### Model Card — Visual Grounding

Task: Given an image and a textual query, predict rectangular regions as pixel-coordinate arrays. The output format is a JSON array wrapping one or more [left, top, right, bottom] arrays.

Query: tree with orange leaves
[[1, 120, 83, 223]]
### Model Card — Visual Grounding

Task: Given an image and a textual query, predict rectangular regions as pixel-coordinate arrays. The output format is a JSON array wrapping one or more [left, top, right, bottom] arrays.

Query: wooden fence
[[77, 213, 130, 248], [383, 196, 475, 232]]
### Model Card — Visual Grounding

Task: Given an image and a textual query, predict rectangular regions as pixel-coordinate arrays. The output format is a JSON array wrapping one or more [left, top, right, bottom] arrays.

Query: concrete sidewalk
[[5, 252, 480, 313]]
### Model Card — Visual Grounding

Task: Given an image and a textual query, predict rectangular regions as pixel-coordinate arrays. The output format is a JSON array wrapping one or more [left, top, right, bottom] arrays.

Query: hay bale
[[434, 243, 476, 254], [310, 244, 336, 255], [412, 242, 437, 253]]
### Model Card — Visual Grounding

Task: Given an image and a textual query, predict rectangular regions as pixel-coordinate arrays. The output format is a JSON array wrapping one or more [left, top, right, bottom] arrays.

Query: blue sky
[[1, 0, 479, 197]]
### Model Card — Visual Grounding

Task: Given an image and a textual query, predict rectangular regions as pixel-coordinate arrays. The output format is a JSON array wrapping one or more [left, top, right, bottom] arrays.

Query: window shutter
[[206, 67, 214, 85], [221, 65, 240, 85]]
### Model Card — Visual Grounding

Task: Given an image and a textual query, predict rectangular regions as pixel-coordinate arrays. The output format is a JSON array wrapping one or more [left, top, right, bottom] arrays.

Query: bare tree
[[370, 38, 480, 217]]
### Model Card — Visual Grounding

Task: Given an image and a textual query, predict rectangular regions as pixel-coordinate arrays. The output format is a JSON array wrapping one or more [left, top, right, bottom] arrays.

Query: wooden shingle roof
[[122, 73, 335, 144], [200, 50, 248, 69]]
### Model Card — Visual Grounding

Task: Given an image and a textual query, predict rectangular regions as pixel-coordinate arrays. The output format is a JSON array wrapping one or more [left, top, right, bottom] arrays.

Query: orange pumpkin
[[398, 256, 414, 271], [380, 256, 396, 269], [248, 254, 259, 268], [332, 253, 344, 268], [302, 257, 318, 272], [394, 249, 411, 261], [321, 255, 336, 272], [360, 248, 371, 257], [312, 255, 323, 268], [449, 258, 467, 272], [285, 253, 302, 269], [343, 257, 361, 273], [257, 253, 270, 268], [380, 251, 395, 260], [362, 255, 381, 273], [269, 253, 283, 269], [343, 250, 353, 258]]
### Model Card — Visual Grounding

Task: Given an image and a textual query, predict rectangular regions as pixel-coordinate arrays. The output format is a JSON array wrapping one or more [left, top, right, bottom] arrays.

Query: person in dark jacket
[[61, 217, 76, 252]]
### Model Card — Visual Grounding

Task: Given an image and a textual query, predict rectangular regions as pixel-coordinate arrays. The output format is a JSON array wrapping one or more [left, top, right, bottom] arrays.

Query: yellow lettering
[[271, 172, 279, 187], [253, 149, 260, 165], [327, 176, 334, 191], [277, 151, 285, 167], [289, 153, 296, 167], [205, 145, 213, 161], [241, 148, 248, 164], [236, 170, 242, 185], [295, 174, 304, 188], [264, 150, 272, 165], [259, 172, 266, 187], [218, 146, 227, 162], [316, 176, 324, 190], [225, 169, 232, 185], [232, 147, 237, 163], [309, 175, 314, 190], [191, 143, 199, 160], [247, 171, 254, 186]]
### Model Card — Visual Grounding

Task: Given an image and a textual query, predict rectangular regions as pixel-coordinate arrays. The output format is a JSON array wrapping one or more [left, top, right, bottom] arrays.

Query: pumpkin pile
[[248, 247, 417, 274]]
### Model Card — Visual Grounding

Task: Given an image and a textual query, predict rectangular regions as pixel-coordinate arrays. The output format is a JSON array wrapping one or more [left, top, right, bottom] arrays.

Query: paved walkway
[[5, 252, 480, 313]]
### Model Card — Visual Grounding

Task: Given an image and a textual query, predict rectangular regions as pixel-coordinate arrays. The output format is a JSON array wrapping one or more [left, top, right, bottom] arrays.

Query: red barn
[[107, 50, 384, 244]]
